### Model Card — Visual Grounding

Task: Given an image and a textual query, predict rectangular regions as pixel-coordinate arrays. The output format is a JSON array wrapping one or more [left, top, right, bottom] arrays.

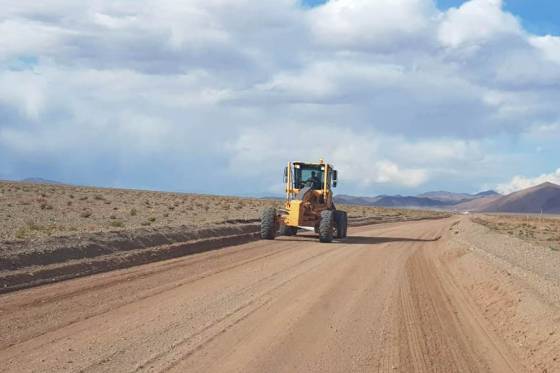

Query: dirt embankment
[[0, 221, 261, 293], [447, 216, 560, 372]]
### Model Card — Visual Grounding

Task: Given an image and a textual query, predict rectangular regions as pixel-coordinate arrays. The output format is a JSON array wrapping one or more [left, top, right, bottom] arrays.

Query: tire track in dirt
[[83, 246, 353, 373], [0, 218, 528, 373], [0, 240, 297, 349]]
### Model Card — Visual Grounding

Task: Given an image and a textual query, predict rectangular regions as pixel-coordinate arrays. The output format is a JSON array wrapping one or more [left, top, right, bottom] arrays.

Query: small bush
[[110, 214, 117, 220], [15, 227, 27, 240], [130, 208, 137, 216], [110, 220, 124, 228], [148, 217, 156, 222]]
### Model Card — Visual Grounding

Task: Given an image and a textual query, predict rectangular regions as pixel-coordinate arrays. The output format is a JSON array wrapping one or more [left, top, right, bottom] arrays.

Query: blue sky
[[1, 0, 560, 196]]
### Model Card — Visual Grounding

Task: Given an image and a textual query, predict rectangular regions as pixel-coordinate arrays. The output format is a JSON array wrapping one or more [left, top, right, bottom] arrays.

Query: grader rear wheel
[[334, 210, 347, 239]]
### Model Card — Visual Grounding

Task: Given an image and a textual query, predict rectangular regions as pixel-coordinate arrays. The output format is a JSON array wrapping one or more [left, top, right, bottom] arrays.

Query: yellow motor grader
[[260, 160, 347, 243]]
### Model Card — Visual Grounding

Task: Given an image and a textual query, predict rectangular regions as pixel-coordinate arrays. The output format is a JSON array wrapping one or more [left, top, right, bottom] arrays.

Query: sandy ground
[[0, 181, 446, 241], [2, 217, 558, 372], [472, 213, 560, 251]]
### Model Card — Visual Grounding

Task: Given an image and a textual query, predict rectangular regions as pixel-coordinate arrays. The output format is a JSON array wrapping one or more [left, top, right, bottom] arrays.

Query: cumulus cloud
[[225, 124, 497, 193], [1, 0, 560, 195], [375, 161, 428, 187], [438, 0, 521, 49], [529, 35, 560, 64], [497, 169, 560, 194], [309, 0, 437, 50]]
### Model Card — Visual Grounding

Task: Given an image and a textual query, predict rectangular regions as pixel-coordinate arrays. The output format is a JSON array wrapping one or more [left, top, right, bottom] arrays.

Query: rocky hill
[[481, 182, 560, 213]]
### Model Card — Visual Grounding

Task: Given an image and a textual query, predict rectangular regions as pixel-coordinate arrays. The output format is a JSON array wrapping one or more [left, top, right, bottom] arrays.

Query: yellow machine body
[[280, 159, 337, 229]]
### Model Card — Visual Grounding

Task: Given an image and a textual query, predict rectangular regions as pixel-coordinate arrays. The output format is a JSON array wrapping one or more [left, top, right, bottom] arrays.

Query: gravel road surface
[[0, 218, 535, 372]]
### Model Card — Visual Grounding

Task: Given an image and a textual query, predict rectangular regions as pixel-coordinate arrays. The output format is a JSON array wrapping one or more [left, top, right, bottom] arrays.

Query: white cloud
[[0, 70, 47, 119], [497, 169, 560, 194], [438, 0, 521, 49], [0, 19, 70, 60], [375, 160, 428, 187], [309, 0, 436, 50], [226, 124, 467, 191], [529, 35, 560, 64], [397, 139, 483, 163], [0, 0, 559, 194]]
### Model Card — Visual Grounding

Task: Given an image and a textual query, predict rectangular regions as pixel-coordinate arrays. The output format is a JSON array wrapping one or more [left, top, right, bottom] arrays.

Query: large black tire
[[334, 210, 348, 239], [279, 225, 298, 236], [319, 210, 334, 243], [260, 207, 277, 240], [341, 211, 348, 238], [334, 211, 343, 239]]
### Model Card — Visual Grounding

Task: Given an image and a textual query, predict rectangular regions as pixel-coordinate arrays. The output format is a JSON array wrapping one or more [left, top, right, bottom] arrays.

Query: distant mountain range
[[21, 177, 65, 185], [334, 190, 501, 209], [481, 182, 560, 214], [335, 183, 560, 214]]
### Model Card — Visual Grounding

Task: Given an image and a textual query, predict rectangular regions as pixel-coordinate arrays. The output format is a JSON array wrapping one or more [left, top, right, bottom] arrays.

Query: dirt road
[[0, 218, 528, 372]]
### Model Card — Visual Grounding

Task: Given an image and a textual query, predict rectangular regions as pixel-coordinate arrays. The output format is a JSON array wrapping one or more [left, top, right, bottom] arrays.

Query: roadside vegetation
[[1, 181, 448, 242], [473, 214, 560, 251]]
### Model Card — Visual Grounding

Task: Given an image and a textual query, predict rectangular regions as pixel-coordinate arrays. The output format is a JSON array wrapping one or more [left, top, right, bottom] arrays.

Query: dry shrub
[[110, 220, 124, 228], [80, 210, 92, 218]]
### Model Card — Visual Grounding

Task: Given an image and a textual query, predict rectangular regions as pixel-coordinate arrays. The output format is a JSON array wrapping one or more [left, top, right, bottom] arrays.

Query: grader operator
[[260, 160, 348, 243]]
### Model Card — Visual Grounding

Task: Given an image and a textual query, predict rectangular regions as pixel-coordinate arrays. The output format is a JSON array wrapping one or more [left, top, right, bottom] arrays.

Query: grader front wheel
[[319, 210, 334, 243], [260, 207, 277, 240]]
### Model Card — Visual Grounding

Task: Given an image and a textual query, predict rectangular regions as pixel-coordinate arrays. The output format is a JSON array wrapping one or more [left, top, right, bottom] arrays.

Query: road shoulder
[[444, 217, 560, 372]]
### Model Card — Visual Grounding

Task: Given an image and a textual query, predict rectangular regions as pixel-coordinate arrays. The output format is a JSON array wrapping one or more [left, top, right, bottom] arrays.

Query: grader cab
[[260, 160, 348, 243]]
